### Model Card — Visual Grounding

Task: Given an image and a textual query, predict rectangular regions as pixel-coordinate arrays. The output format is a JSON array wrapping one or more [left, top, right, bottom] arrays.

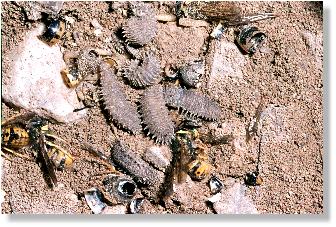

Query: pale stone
[[2, 24, 86, 123]]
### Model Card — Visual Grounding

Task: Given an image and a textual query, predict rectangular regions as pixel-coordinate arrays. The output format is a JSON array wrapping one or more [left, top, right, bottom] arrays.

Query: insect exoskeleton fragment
[[236, 25, 267, 54], [39, 18, 65, 46]]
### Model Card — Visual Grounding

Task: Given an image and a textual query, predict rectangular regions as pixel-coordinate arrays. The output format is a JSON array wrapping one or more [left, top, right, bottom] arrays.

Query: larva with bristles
[[99, 62, 142, 134], [110, 32, 126, 54], [122, 3, 157, 46], [123, 53, 162, 88], [164, 86, 222, 121], [122, 16, 157, 46], [111, 141, 164, 186], [179, 60, 205, 88], [129, 1, 155, 18], [140, 85, 175, 144]]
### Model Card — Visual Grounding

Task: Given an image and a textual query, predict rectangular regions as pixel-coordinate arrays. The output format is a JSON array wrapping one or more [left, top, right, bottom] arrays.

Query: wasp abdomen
[[187, 159, 211, 181], [40, 19, 65, 46], [236, 26, 267, 54], [1, 127, 30, 149], [47, 147, 74, 170]]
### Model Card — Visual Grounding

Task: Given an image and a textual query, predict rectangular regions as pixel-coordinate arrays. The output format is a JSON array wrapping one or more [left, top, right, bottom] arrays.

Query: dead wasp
[[175, 129, 211, 182], [61, 67, 81, 88], [47, 145, 74, 170], [80, 143, 141, 206], [39, 18, 65, 46], [61, 50, 88, 89], [162, 128, 211, 201], [1, 112, 73, 187]]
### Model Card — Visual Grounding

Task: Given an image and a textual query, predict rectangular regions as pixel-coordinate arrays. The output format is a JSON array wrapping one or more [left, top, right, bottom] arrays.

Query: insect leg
[[81, 142, 118, 173], [1, 151, 13, 161], [1, 147, 32, 160]]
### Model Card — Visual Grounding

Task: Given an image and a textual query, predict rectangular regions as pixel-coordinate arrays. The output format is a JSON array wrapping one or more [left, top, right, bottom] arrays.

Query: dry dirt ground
[[1, 1, 323, 214]]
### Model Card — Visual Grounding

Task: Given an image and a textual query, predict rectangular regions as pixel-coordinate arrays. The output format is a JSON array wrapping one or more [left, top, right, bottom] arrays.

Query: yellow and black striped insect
[[162, 128, 212, 201], [1, 112, 74, 187], [174, 129, 211, 182], [236, 26, 267, 54], [61, 67, 82, 88]]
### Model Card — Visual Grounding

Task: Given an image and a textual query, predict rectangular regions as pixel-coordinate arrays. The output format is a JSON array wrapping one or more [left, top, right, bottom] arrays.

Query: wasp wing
[[37, 134, 58, 188], [190, 1, 242, 23], [1, 112, 38, 127]]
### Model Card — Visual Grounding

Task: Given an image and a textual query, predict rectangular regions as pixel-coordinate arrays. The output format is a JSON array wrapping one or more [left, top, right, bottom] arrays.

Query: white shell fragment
[[207, 192, 221, 203], [91, 19, 103, 30], [1, 24, 86, 123], [129, 198, 158, 214], [129, 198, 145, 214], [209, 176, 224, 194], [84, 188, 107, 214]]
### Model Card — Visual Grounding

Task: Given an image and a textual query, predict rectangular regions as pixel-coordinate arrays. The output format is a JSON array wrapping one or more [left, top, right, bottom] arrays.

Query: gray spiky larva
[[99, 62, 142, 134], [122, 16, 157, 46], [140, 85, 175, 144], [110, 32, 126, 54], [123, 53, 162, 88], [111, 141, 164, 186], [164, 86, 222, 121], [122, 3, 157, 46], [77, 48, 101, 78], [129, 1, 156, 18]]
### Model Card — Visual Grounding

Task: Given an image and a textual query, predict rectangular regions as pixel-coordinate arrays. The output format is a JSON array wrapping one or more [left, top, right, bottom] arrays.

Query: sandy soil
[[1, 1, 323, 214]]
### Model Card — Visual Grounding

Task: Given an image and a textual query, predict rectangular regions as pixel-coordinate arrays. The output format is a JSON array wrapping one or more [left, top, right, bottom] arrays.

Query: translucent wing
[[37, 133, 58, 188], [195, 1, 241, 22]]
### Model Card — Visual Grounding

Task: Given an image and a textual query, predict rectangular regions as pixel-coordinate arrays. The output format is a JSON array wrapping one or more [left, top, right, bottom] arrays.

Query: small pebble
[[91, 19, 103, 30], [2, 24, 86, 123]]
